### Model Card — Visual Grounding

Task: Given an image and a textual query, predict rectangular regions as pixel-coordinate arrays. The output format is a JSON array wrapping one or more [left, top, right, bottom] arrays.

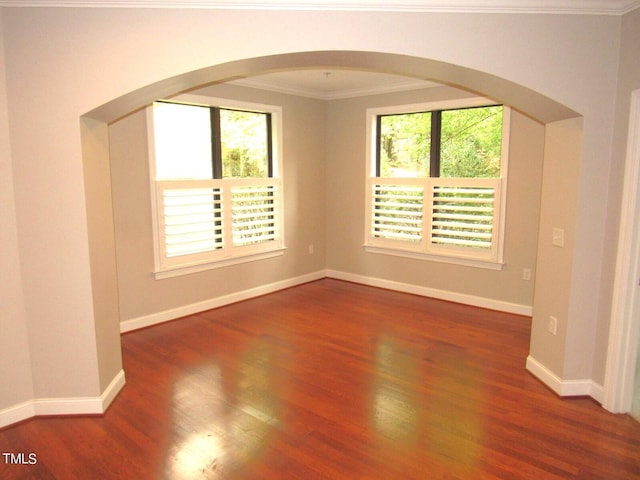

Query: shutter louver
[[157, 178, 283, 269], [371, 183, 424, 242], [430, 183, 497, 250], [162, 187, 223, 257], [231, 184, 280, 247]]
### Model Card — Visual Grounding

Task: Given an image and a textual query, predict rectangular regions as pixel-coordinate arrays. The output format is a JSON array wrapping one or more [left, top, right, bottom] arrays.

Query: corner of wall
[[0, 369, 125, 429], [526, 355, 603, 403]]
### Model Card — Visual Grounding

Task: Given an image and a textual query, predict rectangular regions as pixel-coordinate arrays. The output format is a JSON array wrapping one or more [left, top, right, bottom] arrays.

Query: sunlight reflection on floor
[[164, 339, 281, 479]]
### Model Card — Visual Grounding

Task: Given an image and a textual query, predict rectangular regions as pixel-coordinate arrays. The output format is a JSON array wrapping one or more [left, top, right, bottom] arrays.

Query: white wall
[[0, 5, 627, 419]]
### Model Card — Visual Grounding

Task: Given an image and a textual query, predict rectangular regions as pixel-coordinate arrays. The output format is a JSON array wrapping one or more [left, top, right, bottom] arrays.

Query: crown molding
[[1, 0, 638, 16], [230, 77, 438, 100]]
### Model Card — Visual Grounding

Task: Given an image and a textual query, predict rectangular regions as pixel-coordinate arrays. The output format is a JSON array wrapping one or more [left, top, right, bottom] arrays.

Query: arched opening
[[80, 50, 582, 404], [85, 51, 577, 124]]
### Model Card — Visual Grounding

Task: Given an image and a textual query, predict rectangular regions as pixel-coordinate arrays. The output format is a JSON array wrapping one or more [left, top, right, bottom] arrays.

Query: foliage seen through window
[[378, 105, 503, 179]]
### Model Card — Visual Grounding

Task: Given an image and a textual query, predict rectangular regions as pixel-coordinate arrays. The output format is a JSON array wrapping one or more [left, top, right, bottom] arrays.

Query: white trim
[[154, 247, 286, 279], [120, 270, 326, 333], [170, 94, 284, 125], [0, 370, 125, 429], [326, 269, 532, 315], [591, 382, 605, 404], [366, 96, 498, 118], [100, 369, 127, 412], [526, 356, 604, 401], [32, 370, 125, 416], [603, 89, 640, 413], [124, 268, 532, 333], [1, 1, 638, 16], [147, 106, 162, 271], [230, 77, 437, 101], [496, 106, 511, 261], [364, 245, 504, 270], [0, 400, 36, 429]]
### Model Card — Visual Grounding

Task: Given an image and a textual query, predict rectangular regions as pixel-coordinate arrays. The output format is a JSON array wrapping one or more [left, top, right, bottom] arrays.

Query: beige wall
[[530, 118, 583, 377], [110, 83, 327, 322], [112, 84, 543, 324], [0, 9, 34, 409], [325, 86, 544, 307], [0, 5, 629, 414], [81, 117, 123, 391]]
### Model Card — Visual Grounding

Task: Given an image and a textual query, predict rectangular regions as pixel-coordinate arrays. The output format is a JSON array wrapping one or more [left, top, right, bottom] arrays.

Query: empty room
[[1, 1, 640, 478]]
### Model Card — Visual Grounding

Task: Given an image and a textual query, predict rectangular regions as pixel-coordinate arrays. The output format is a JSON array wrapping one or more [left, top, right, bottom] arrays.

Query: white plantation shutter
[[231, 183, 280, 247], [371, 183, 424, 242], [156, 178, 282, 270], [428, 178, 501, 259], [161, 186, 223, 257], [366, 177, 502, 262]]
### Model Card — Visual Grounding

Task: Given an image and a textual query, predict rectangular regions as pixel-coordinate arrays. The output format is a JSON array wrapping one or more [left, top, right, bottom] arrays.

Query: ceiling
[[231, 70, 442, 100]]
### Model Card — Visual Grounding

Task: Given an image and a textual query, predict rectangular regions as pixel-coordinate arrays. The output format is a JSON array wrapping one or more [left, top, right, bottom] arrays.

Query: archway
[[84, 51, 577, 124], [80, 50, 581, 409]]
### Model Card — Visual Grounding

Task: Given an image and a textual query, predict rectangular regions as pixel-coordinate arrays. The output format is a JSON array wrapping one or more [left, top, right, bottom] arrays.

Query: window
[[365, 98, 510, 268], [148, 96, 284, 278]]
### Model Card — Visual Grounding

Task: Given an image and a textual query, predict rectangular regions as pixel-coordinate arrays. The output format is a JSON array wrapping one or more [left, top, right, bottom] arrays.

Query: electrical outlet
[[548, 316, 558, 335], [522, 268, 532, 281], [308, 244, 314, 254]]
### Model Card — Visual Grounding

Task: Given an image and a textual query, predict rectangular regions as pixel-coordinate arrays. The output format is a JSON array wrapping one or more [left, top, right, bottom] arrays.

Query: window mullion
[[211, 107, 222, 179], [375, 115, 383, 177], [430, 110, 442, 178], [266, 113, 274, 177]]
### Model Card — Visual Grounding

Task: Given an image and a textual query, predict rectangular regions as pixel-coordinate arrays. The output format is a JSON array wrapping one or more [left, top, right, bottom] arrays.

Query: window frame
[[148, 94, 285, 279], [364, 97, 511, 270]]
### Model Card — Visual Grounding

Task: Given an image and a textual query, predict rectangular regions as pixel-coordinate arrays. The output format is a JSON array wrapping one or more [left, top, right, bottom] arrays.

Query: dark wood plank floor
[[1, 279, 639, 479]]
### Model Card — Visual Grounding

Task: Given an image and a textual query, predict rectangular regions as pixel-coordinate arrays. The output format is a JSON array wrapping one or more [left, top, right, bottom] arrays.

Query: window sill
[[364, 245, 504, 271], [154, 247, 287, 280]]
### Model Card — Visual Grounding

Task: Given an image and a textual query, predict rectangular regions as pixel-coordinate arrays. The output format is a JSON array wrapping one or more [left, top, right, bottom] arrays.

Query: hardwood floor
[[1, 279, 639, 479]]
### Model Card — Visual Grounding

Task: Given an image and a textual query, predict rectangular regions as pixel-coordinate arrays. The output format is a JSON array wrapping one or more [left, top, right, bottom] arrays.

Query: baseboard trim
[[0, 369, 126, 429], [121, 269, 532, 334], [590, 382, 605, 404], [99, 369, 126, 412], [326, 269, 533, 316], [0, 400, 36, 429], [101, 369, 127, 411], [120, 270, 327, 333], [526, 356, 603, 401], [33, 370, 126, 417]]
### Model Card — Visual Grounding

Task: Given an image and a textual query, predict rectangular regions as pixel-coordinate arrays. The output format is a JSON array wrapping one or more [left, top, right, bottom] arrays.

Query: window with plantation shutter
[[148, 97, 284, 278], [365, 99, 510, 268]]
